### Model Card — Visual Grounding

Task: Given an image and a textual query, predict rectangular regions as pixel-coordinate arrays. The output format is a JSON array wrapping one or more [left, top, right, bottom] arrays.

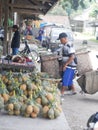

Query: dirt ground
[[62, 34, 98, 130]]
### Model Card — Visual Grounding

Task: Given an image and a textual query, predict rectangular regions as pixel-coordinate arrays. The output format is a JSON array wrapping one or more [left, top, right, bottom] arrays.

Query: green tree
[[89, 4, 98, 19], [62, 1, 72, 17], [48, 4, 67, 15], [60, 0, 96, 11]]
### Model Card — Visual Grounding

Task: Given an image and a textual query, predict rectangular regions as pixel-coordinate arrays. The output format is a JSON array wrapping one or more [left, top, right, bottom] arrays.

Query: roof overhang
[[9, 0, 60, 19]]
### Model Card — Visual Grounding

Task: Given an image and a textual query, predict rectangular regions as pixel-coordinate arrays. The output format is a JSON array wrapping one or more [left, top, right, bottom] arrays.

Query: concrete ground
[[61, 34, 98, 130], [62, 84, 98, 130], [0, 110, 71, 130]]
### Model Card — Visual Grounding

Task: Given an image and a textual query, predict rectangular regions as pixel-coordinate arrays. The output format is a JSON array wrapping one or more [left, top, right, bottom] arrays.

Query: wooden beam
[[28, 0, 39, 5], [9, 3, 47, 9], [12, 8, 44, 15], [36, 0, 52, 2], [28, 0, 53, 5]]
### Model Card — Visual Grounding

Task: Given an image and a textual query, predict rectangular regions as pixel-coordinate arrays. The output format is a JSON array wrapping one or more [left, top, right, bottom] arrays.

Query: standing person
[[37, 28, 44, 43], [57, 32, 77, 96], [24, 25, 33, 36], [11, 25, 20, 55]]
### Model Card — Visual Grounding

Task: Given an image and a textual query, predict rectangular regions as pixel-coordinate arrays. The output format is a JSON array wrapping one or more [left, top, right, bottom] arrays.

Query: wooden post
[[8, 10, 13, 55], [3, 0, 9, 55], [0, 0, 2, 26]]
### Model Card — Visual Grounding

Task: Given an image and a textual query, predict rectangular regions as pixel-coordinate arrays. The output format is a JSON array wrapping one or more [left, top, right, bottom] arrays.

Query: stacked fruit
[[0, 71, 62, 119]]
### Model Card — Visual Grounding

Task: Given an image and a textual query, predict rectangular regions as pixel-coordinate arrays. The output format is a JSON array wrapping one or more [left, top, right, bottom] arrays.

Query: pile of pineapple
[[0, 71, 62, 119]]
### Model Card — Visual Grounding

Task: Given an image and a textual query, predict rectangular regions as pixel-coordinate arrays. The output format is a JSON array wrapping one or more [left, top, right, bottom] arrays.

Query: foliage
[[59, 0, 95, 10], [49, 0, 96, 19], [48, 4, 67, 15], [89, 4, 98, 18]]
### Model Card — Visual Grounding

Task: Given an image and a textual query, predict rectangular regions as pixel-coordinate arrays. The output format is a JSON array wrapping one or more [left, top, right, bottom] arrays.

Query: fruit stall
[[0, 50, 62, 119], [0, 0, 62, 121]]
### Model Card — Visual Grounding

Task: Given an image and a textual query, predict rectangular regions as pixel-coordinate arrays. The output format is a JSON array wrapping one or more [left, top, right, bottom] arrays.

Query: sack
[[87, 112, 98, 127]]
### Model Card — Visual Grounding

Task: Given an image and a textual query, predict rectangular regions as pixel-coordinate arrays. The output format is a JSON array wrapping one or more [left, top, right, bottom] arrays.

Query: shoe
[[61, 94, 64, 97], [70, 91, 77, 95], [60, 94, 64, 101], [61, 98, 64, 101]]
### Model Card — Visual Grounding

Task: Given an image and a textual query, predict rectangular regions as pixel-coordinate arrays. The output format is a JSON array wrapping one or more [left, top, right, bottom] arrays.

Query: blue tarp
[[40, 23, 48, 27], [40, 23, 55, 28]]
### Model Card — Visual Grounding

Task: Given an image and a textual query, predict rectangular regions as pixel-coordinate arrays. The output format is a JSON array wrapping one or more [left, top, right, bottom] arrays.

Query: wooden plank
[[12, 8, 44, 15], [37, 0, 52, 2], [8, 4, 47, 9], [0, 60, 35, 72]]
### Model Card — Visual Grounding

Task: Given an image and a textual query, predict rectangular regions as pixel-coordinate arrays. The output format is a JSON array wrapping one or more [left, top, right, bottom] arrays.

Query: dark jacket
[[11, 30, 20, 48]]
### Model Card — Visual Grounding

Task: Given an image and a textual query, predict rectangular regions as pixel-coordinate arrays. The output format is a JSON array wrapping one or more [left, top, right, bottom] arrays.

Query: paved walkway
[[0, 110, 71, 130]]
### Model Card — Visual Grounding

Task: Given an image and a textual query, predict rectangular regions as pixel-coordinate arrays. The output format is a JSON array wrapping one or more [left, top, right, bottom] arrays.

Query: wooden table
[[0, 60, 35, 72]]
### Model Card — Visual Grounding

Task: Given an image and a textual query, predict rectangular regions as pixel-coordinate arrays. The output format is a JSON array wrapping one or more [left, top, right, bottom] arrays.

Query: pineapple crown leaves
[[11, 79, 21, 89], [6, 71, 13, 80], [17, 71, 23, 78], [25, 79, 32, 84], [26, 98, 34, 106], [38, 89, 47, 97], [30, 94, 33, 100], [33, 91, 39, 99], [36, 85, 42, 92], [15, 87, 23, 96], [0, 78, 6, 88], [0, 87, 6, 94], [0, 79, 9, 94], [8, 96, 18, 104], [48, 101, 57, 108]]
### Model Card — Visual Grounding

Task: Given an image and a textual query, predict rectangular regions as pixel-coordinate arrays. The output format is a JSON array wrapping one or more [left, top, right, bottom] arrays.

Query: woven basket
[[78, 71, 98, 94], [40, 54, 60, 78], [76, 50, 98, 75], [76, 51, 93, 75]]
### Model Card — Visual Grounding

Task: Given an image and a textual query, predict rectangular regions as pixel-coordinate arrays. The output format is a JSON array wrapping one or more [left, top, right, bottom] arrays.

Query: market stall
[[0, 0, 62, 121]]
